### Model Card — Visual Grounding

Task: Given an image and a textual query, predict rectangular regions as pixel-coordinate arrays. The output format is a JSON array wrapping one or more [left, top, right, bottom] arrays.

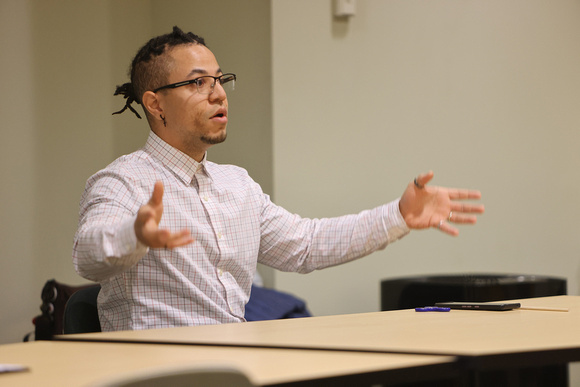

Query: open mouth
[[210, 110, 228, 123], [211, 108, 227, 119]]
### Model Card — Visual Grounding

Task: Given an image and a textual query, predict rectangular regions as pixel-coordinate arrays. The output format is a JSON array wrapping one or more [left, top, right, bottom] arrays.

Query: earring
[[160, 114, 167, 127]]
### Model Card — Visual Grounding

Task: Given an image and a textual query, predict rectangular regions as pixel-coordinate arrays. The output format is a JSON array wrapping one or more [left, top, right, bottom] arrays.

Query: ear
[[141, 91, 164, 121]]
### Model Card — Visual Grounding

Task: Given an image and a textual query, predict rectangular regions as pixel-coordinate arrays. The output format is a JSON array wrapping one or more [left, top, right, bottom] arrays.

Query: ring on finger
[[448, 212, 453, 222], [438, 220, 444, 229], [414, 178, 424, 189]]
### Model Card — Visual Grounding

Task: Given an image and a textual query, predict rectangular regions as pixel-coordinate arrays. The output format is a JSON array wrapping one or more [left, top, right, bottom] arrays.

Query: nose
[[208, 81, 227, 102]]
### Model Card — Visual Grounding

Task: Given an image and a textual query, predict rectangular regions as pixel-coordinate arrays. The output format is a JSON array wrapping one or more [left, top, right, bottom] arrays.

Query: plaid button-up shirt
[[73, 131, 409, 331]]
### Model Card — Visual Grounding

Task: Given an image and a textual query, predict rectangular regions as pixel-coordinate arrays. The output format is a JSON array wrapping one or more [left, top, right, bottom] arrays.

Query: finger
[[450, 202, 485, 214], [146, 229, 194, 249], [448, 213, 478, 224], [435, 220, 459, 237], [164, 230, 195, 249], [149, 181, 164, 206], [415, 171, 434, 188], [145, 228, 171, 248], [448, 188, 482, 200]]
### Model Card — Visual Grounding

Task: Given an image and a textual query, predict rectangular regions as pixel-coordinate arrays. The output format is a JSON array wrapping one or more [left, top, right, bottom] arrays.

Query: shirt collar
[[143, 131, 210, 185]]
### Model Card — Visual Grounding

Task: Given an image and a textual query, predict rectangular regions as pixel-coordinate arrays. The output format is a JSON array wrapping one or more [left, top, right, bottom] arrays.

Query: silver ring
[[448, 212, 453, 222], [414, 178, 424, 189], [438, 220, 444, 229]]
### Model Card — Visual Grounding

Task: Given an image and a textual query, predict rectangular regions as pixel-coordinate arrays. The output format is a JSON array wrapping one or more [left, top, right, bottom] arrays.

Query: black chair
[[381, 273, 567, 311], [24, 280, 101, 341], [28, 279, 310, 340], [63, 284, 101, 334]]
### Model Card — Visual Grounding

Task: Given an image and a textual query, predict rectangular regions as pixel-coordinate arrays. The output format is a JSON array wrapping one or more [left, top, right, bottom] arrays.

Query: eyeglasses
[[153, 73, 236, 94]]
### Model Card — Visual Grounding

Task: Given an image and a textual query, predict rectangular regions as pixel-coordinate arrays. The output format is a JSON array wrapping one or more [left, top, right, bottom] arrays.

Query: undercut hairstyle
[[113, 26, 206, 119]]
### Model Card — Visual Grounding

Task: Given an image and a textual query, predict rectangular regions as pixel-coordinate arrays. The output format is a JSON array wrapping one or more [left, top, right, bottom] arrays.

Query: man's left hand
[[399, 171, 485, 236]]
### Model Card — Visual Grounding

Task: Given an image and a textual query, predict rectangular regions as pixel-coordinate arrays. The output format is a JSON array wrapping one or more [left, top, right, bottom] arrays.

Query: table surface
[[59, 295, 580, 368], [0, 341, 456, 387]]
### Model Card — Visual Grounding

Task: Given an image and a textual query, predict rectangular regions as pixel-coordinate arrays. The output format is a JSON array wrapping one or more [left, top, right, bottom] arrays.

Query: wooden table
[[0, 341, 457, 386], [59, 295, 580, 371]]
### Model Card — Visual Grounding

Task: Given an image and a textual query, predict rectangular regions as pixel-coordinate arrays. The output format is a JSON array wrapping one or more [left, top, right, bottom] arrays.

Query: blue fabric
[[244, 285, 312, 321]]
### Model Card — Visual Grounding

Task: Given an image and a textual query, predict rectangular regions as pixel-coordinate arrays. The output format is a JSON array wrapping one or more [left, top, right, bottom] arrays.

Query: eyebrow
[[186, 68, 223, 78]]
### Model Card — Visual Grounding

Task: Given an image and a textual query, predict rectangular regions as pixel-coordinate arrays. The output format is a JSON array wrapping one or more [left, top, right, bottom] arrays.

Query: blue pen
[[415, 306, 451, 312]]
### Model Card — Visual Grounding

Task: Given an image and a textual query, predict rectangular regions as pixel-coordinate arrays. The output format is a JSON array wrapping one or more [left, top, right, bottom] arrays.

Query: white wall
[[272, 0, 580, 316], [0, 0, 123, 344], [0, 0, 37, 344]]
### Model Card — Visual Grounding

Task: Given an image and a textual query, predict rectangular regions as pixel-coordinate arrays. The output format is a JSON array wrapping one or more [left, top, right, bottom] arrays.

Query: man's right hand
[[134, 181, 194, 248]]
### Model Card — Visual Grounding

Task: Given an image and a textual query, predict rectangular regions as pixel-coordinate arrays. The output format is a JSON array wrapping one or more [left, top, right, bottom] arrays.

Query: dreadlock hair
[[113, 26, 207, 119]]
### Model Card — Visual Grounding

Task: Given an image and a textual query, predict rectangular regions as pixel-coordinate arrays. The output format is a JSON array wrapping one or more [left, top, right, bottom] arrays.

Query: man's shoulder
[[85, 149, 161, 186], [205, 160, 247, 174], [100, 149, 157, 173], [205, 161, 264, 193], [205, 161, 254, 181]]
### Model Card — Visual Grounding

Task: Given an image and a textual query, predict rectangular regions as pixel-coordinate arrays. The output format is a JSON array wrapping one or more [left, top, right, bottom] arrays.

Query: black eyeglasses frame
[[152, 73, 236, 94]]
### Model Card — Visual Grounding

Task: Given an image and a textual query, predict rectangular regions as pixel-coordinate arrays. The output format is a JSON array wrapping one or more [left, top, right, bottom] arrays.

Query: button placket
[[195, 169, 236, 316], [196, 171, 227, 276]]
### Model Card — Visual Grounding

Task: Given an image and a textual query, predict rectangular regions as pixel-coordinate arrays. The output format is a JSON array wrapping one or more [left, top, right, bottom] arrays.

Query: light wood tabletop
[[0, 341, 457, 387], [59, 295, 580, 369]]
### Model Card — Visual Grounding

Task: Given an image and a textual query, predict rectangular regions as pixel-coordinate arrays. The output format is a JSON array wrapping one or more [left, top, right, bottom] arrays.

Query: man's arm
[[257, 171, 484, 274], [73, 176, 193, 282], [257, 198, 410, 274]]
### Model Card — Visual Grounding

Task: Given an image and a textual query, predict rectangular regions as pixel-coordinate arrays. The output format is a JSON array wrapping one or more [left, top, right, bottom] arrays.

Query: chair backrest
[[381, 273, 567, 311], [63, 284, 102, 334], [25, 280, 100, 341], [91, 365, 256, 387]]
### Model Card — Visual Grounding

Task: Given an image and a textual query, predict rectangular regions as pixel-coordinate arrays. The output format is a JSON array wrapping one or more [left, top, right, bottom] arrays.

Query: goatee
[[200, 132, 227, 145]]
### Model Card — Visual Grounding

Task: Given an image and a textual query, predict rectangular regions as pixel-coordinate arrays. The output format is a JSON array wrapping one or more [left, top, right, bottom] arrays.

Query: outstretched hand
[[399, 171, 484, 236], [134, 181, 194, 248]]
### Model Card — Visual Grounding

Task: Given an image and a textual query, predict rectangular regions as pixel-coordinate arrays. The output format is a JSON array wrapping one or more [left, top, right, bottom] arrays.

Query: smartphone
[[434, 301, 521, 311]]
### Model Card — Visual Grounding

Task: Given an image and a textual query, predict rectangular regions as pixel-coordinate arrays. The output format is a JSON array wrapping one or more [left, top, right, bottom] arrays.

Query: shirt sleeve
[[257, 196, 410, 274], [73, 171, 149, 282]]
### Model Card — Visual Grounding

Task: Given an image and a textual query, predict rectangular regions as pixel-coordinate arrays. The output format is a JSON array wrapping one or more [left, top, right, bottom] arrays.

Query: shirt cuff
[[383, 199, 410, 243], [103, 216, 149, 268]]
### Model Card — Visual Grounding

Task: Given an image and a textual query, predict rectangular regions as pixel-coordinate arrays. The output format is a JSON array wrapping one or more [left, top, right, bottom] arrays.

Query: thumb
[[415, 171, 434, 188], [149, 181, 164, 207]]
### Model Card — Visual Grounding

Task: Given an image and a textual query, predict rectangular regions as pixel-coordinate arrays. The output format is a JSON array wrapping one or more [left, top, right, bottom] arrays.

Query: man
[[73, 27, 484, 332]]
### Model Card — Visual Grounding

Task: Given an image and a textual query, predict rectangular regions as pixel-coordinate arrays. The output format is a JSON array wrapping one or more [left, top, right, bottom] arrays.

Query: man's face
[[156, 44, 229, 159]]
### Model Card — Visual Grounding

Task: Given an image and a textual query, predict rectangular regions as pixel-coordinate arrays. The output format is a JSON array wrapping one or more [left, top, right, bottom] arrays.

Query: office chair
[[26, 279, 308, 340], [381, 273, 567, 311], [91, 365, 256, 387], [63, 284, 101, 334], [24, 280, 100, 341]]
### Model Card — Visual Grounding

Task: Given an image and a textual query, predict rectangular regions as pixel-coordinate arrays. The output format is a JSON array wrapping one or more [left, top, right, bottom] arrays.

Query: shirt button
[[217, 232, 223, 239], [218, 268, 223, 276], [203, 196, 209, 202]]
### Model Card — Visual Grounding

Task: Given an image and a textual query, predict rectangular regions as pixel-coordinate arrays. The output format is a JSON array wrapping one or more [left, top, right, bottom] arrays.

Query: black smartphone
[[434, 301, 521, 311]]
